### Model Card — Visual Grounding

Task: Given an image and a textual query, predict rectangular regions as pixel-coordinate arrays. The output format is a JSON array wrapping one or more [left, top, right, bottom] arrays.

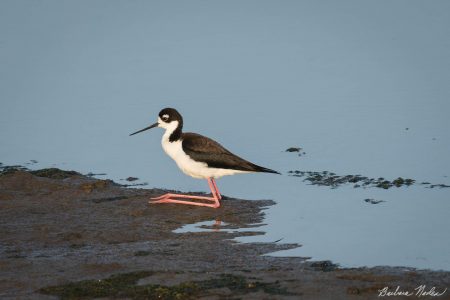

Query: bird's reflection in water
[[212, 219, 222, 232]]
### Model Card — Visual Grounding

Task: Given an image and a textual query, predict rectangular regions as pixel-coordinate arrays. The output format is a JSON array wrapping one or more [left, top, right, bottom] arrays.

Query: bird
[[130, 108, 279, 208]]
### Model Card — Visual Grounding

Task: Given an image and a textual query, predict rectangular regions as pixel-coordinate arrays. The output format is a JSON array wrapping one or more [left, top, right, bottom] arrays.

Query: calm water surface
[[1, 1, 449, 270]]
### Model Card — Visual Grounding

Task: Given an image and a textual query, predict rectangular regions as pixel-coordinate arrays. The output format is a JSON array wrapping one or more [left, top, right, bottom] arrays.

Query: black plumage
[[181, 132, 280, 174]]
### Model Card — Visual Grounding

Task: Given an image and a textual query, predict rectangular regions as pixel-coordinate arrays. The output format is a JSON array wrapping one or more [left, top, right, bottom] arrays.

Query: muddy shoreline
[[0, 168, 449, 299]]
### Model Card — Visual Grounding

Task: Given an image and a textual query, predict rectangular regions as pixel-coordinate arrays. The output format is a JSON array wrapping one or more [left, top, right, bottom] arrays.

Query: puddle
[[174, 220, 265, 235]]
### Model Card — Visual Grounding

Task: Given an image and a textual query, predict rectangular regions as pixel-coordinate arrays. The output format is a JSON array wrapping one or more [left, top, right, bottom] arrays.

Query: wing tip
[[255, 166, 281, 175]]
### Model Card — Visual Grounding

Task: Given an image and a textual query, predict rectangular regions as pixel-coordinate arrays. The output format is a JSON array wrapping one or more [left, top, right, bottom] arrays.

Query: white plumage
[[161, 119, 248, 179]]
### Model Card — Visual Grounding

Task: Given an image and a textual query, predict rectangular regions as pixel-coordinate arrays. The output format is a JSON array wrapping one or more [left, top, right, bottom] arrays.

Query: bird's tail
[[252, 164, 281, 175]]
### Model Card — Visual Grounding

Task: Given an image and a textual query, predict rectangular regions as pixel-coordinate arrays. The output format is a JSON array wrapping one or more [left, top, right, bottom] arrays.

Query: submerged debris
[[119, 177, 147, 186], [285, 147, 306, 156], [364, 199, 385, 205], [86, 172, 107, 177], [288, 170, 419, 189], [120, 182, 149, 187], [428, 184, 450, 189]]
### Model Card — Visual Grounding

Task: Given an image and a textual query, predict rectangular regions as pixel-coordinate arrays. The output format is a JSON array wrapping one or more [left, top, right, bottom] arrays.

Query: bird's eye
[[162, 114, 169, 121]]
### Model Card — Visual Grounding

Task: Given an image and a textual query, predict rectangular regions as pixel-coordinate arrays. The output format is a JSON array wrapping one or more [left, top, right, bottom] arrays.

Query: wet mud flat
[[0, 169, 449, 299]]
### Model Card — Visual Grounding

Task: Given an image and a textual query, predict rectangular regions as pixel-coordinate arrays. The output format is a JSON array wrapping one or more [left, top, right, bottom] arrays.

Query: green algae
[[39, 271, 198, 299], [39, 272, 292, 299]]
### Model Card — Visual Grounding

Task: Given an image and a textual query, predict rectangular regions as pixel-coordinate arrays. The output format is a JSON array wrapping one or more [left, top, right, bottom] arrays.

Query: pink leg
[[149, 178, 221, 208], [210, 178, 222, 200]]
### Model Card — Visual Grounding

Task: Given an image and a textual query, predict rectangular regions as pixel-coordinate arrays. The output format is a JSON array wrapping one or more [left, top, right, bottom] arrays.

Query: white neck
[[161, 120, 180, 143]]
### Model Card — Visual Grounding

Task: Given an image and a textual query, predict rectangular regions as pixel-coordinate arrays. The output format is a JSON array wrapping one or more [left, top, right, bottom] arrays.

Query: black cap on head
[[159, 108, 183, 124], [129, 107, 183, 137]]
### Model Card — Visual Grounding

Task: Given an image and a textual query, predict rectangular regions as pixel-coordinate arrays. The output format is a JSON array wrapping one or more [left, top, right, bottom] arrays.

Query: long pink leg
[[210, 178, 222, 200], [149, 178, 221, 208]]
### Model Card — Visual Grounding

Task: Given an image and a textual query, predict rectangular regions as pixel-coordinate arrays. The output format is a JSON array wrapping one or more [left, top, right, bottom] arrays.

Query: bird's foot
[[149, 193, 220, 208], [150, 198, 220, 208], [150, 193, 217, 201]]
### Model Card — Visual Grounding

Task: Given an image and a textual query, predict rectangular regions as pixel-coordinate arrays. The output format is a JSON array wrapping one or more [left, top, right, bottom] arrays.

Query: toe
[[150, 194, 170, 200]]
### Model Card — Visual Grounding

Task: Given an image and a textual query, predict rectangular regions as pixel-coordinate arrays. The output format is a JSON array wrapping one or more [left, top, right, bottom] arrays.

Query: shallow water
[[1, 1, 449, 270]]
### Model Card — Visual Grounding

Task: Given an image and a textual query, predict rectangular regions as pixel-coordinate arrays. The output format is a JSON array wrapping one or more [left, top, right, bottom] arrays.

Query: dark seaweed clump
[[288, 170, 416, 189], [309, 260, 338, 272], [0, 165, 80, 179], [428, 184, 450, 189], [285, 147, 306, 156], [30, 168, 81, 179], [0, 165, 28, 176], [364, 198, 385, 204], [39, 272, 292, 299]]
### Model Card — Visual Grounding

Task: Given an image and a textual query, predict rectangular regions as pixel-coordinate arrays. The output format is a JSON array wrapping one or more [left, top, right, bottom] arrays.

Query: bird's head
[[130, 107, 183, 136]]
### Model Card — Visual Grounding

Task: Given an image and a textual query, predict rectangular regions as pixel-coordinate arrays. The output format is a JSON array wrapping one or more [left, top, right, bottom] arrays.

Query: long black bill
[[129, 122, 159, 136]]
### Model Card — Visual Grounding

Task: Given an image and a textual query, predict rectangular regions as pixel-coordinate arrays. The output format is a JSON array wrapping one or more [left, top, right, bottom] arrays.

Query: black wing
[[181, 132, 279, 174]]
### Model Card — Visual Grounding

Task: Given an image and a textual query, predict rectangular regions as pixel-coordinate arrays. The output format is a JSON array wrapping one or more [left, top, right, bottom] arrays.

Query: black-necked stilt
[[130, 108, 279, 208]]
